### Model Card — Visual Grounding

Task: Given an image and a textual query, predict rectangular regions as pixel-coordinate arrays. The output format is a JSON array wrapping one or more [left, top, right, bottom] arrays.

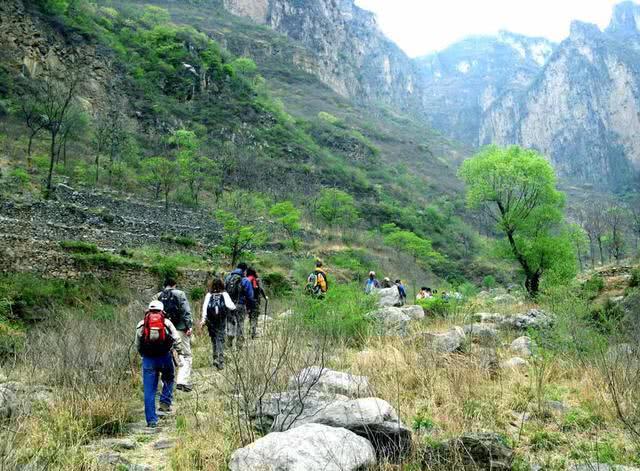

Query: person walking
[[135, 300, 184, 428], [364, 271, 381, 294], [200, 278, 236, 370], [395, 279, 407, 306], [381, 277, 393, 289], [155, 278, 193, 392], [306, 261, 328, 298], [246, 267, 268, 339], [224, 262, 254, 348]]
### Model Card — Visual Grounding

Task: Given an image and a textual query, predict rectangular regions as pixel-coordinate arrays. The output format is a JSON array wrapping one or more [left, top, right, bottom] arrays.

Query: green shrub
[[529, 430, 564, 451], [9, 168, 30, 186], [482, 275, 497, 289], [262, 272, 292, 297], [412, 407, 436, 432], [417, 297, 454, 317], [189, 287, 205, 302], [590, 297, 625, 334], [291, 283, 375, 346], [60, 240, 99, 254], [630, 268, 640, 288], [0, 318, 26, 358], [161, 234, 197, 248], [583, 274, 605, 300], [561, 407, 605, 431]]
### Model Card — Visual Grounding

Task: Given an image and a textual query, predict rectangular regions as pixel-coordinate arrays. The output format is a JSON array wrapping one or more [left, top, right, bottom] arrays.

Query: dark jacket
[[229, 269, 255, 308], [154, 288, 193, 331]]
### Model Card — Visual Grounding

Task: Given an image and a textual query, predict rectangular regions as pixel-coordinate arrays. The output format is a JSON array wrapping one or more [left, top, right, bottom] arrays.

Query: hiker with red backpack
[[246, 267, 268, 339], [136, 300, 184, 428], [199, 278, 236, 370], [224, 262, 255, 348], [154, 278, 193, 392]]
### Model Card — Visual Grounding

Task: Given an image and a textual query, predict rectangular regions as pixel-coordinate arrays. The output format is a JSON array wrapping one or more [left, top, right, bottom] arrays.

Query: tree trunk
[[165, 188, 169, 210], [525, 272, 541, 297], [95, 153, 100, 185], [46, 133, 56, 196], [27, 131, 37, 171], [598, 237, 605, 265]]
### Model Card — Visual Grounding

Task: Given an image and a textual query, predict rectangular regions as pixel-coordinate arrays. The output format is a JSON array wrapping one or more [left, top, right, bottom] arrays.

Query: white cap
[[148, 300, 164, 311], [369, 271, 376, 276], [384, 277, 390, 282]]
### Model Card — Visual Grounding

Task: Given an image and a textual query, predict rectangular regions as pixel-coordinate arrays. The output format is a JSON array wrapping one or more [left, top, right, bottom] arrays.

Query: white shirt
[[201, 292, 236, 325]]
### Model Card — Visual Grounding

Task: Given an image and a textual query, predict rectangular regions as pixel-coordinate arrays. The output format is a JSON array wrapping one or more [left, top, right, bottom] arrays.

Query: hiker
[[200, 278, 236, 370], [155, 278, 193, 392], [246, 267, 268, 339], [224, 262, 255, 348], [395, 279, 407, 306], [417, 287, 433, 300], [364, 271, 380, 294], [135, 300, 184, 428], [306, 261, 328, 298], [381, 277, 393, 289]]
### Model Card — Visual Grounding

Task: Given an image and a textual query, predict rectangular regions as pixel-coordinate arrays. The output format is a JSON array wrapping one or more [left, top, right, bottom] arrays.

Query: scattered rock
[[478, 347, 499, 372], [128, 421, 161, 435], [400, 304, 425, 320], [254, 390, 347, 433], [464, 323, 499, 346], [97, 452, 130, 466], [377, 287, 401, 307], [510, 336, 534, 357], [288, 367, 370, 397], [0, 385, 17, 419], [493, 294, 518, 305], [569, 465, 640, 471], [545, 400, 569, 413], [153, 438, 175, 450], [424, 432, 513, 470], [411, 327, 466, 353], [279, 309, 295, 319], [283, 397, 412, 460], [102, 438, 137, 451], [502, 357, 528, 370], [229, 423, 376, 471], [369, 307, 411, 337], [507, 309, 553, 330]]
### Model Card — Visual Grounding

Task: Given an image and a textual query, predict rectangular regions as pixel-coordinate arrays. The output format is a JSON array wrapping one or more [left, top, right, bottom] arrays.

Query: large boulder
[[510, 336, 534, 357], [282, 397, 412, 460], [463, 323, 499, 346], [229, 423, 376, 471], [423, 432, 513, 470], [0, 385, 17, 419], [377, 287, 401, 307], [506, 309, 553, 330], [369, 307, 411, 337], [411, 327, 466, 353], [400, 305, 425, 320], [254, 390, 348, 433], [288, 367, 370, 397]]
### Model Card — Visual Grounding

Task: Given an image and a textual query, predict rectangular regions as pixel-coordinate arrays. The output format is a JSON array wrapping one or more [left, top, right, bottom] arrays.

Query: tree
[[16, 81, 46, 171], [141, 156, 179, 210], [270, 201, 302, 251], [315, 188, 358, 228], [55, 103, 88, 168], [604, 205, 628, 264], [214, 209, 266, 267], [170, 129, 215, 205], [459, 146, 576, 296], [382, 223, 443, 271], [575, 204, 607, 268], [629, 198, 640, 252], [568, 223, 589, 272]]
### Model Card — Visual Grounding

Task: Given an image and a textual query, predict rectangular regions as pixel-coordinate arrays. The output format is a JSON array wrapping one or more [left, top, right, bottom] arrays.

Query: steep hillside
[[415, 32, 554, 146], [480, 2, 640, 192]]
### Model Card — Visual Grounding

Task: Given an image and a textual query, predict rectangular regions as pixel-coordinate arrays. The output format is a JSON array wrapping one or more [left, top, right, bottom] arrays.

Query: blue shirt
[[230, 269, 255, 307]]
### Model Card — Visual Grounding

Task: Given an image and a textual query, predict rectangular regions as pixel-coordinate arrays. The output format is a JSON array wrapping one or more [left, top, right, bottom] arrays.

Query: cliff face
[[222, 0, 422, 113], [481, 3, 640, 190], [415, 32, 554, 145]]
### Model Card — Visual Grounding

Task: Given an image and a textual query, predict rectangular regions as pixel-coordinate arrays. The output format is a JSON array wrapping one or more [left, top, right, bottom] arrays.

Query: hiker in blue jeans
[[135, 300, 184, 427]]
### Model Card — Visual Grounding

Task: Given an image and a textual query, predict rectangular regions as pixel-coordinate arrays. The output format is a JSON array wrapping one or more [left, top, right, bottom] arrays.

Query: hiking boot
[[176, 384, 193, 393], [158, 402, 171, 413], [147, 422, 158, 428], [213, 361, 224, 371]]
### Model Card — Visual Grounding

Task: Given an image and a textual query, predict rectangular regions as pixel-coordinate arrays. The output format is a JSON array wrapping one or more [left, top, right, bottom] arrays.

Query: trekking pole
[[263, 297, 269, 334]]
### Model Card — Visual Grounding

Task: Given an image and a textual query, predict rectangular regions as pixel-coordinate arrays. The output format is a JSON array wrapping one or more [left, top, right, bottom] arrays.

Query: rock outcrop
[[229, 423, 377, 471], [288, 367, 370, 397]]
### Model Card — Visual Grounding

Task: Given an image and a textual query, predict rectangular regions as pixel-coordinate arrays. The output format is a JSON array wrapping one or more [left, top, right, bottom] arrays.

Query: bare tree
[[630, 198, 640, 253], [16, 82, 46, 171], [604, 204, 628, 264], [93, 92, 128, 186], [576, 203, 608, 267]]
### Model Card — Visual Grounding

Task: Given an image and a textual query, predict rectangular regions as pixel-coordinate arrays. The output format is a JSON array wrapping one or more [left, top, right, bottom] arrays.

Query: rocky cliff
[[480, 2, 640, 190], [415, 31, 554, 146], [221, 0, 423, 113]]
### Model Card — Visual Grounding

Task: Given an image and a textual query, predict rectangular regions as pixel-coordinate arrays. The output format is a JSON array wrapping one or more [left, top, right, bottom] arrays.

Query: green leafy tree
[[214, 209, 267, 267], [270, 201, 302, 251], [568, 223, 589, 272], [459, 146, 576, 296], [169, 129, 215, 205], [382, 224, 443, 271], [315, 188, 358, 227], [141, 156, 179, 210]]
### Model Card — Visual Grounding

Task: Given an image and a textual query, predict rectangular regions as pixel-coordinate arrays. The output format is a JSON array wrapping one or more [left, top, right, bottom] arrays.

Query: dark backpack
[[139, 311, 173, 357], [225, 273, 243, 303], [206, 293, 227, 321], [158, 289, 181, 325]]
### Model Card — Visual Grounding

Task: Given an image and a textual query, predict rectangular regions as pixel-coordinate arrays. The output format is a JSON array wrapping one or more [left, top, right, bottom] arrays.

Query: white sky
[[355, 0, 623, 57]]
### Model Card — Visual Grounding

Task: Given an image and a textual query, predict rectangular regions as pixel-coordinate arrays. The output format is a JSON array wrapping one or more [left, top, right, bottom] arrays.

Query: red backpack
[[140, 311, 172, 356]]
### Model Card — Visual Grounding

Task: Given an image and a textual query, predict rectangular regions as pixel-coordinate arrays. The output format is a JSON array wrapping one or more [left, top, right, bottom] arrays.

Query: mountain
[[480, 2, 640, 191], [415, 31, 555, 146]]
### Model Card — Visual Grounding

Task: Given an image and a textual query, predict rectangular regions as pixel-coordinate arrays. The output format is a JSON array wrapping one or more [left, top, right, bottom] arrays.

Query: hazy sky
[[355, 0, 623, 57]]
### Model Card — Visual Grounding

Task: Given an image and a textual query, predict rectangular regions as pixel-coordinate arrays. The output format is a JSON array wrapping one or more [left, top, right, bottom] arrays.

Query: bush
[[9, 168, 30, 186], [60, 240, 99, 254], [583, 274, 605, 300], [161, 234, 197, 248], [417, 296, 454, 317], [482, 275, 497, 289], [590, 297, 625, 334], [630, 268, 640, 288], [262, 272, 292, 297]]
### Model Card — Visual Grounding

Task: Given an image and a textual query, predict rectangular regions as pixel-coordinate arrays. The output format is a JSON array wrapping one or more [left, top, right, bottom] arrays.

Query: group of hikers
[[364, 271, 408, 305], [135, 262, 269, 427]]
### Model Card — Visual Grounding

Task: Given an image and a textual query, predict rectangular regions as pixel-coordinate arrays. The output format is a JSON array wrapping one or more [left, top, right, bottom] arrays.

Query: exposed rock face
[[481, 3, 640, 190], [416, 31, 554, 145], [423, 432, 513, 470], [229, 423, 377, 471], [222, 0, 423, 113]]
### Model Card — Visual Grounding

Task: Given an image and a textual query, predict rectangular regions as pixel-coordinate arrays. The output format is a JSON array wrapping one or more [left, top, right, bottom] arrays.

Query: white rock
[[400, 305, 425, 320], [229, 423, 376, 471], [288, 367, 370, 397], [502, 357, 528, 369], [510, 336, 533, 357], [413, 327, 466, 353], [369, 307, 411, 337], [377, 287, 401, 307]]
